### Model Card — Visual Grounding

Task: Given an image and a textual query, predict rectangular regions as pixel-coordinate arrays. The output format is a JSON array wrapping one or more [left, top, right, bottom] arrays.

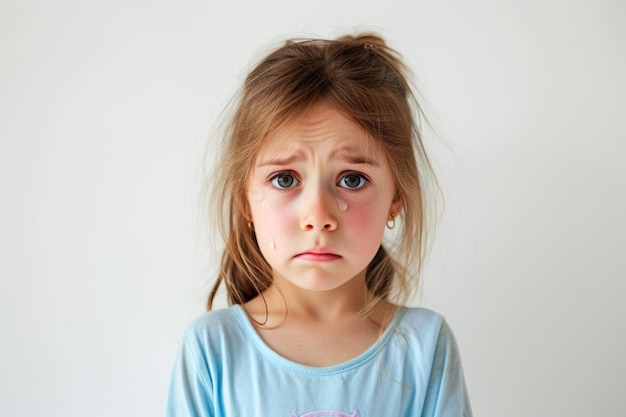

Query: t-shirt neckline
[[232, 304, 407, 376]]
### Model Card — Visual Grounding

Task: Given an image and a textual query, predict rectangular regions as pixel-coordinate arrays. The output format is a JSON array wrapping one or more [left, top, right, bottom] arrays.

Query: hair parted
[[205, 33, 436, 312]]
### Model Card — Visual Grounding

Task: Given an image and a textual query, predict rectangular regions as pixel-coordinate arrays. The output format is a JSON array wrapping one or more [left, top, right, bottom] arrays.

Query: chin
[[289, 270, 364, 293]]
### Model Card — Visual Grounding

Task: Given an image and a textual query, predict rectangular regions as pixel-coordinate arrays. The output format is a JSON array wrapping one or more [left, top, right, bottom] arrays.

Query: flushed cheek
[[253, 199, 296, 251], [343, 200, 387, 229], [344, 206, 378, 227], [341, 204, 387, 249]]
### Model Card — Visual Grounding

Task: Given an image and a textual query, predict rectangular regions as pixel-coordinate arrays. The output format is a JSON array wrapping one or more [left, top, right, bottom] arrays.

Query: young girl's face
[[247, 102, 402, 294]]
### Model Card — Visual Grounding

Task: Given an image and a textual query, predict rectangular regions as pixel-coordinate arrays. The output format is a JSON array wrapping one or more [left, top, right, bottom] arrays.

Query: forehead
[[257, 103, 384, 159]]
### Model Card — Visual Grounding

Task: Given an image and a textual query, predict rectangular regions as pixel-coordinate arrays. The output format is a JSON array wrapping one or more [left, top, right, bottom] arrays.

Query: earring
[[386, 213, 396, 230], [247, 221, 253, 231]]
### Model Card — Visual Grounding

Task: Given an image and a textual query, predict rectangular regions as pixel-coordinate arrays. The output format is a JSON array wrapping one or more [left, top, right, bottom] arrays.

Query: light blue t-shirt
[[166, 305, 471, 417]]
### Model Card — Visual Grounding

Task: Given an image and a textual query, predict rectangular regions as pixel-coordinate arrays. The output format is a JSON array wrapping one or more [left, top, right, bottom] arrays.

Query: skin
[[244, 102, 402, 366]]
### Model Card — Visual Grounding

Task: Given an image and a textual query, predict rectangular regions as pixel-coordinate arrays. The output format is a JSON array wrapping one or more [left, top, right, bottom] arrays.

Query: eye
[[270, 173, 299, 189], [338, 173, 367, 190]]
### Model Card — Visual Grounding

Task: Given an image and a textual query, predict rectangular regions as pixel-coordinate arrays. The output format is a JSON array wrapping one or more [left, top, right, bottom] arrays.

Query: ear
[[242, 203, 252, 222], [239, 193, 253, 223], [389, 192, 404, 218]]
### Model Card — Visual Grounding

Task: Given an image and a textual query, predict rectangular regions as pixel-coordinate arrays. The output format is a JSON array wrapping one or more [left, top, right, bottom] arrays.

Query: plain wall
[[1, 0, 624, 416]]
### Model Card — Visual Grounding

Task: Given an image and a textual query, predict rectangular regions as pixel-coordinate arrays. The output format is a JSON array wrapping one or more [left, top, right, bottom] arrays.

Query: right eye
[[270, 173, 299, 189]]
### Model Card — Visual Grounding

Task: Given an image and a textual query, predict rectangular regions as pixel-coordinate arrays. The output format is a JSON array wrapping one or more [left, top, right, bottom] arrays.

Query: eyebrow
[[331, 146, 380, 167], [256, 154, 301, 167], [338, 153, 379, 166], [256, 147, 380, 167]]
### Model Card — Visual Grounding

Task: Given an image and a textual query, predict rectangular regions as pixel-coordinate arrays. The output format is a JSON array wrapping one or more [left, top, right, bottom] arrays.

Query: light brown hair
[[205, 33, 435, 312]]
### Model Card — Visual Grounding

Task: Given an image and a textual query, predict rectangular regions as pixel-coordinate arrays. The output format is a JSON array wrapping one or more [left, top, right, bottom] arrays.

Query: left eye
[[338, 173, 367, 189], [270, 173, 299, 189]]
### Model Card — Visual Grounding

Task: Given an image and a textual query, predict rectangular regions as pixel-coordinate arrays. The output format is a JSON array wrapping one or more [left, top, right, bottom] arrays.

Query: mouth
[[294, 249, 342, 262]]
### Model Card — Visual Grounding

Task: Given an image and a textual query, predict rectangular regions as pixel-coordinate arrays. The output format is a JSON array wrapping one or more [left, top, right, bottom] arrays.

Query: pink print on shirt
[[290, 410, 361, 417]]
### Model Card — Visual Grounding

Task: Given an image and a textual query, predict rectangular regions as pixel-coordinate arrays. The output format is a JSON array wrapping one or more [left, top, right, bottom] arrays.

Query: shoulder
[[186, 305, 243, 332], [400, 309, 472, 415], [392, 307, 459, 354], [180, 305, 247, 351], [396, 307, 445, 334], [167, 307, 247, 415]]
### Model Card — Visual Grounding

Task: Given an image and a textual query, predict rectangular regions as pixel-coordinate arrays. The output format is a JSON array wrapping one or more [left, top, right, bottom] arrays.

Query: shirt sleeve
[[165, 328, 214, 417], [421, 320, 473, 417]]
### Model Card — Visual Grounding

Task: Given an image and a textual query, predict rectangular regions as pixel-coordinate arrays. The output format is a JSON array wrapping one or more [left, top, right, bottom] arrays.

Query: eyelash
[[268, 171, 369, 191], [269, 172, 300, 189], [338, 172, 368, 190]]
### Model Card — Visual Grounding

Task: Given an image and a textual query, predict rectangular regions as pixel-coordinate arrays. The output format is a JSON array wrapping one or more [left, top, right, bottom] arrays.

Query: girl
[[166, 34, 472, 417]]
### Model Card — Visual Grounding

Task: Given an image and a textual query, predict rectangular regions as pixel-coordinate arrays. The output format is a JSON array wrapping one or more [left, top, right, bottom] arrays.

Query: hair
[[205, 33, 436, 313]]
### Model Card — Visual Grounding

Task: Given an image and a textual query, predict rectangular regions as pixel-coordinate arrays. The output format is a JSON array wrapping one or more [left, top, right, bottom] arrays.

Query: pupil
[[346, 175, 359, 187], [278, 175, 293, 187]]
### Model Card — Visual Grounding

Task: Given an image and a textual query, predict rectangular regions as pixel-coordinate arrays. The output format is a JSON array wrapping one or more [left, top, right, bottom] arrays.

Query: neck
[[241, 274, 398, 368], [280, 281, 368, 320], [247, 270, 371, 325]]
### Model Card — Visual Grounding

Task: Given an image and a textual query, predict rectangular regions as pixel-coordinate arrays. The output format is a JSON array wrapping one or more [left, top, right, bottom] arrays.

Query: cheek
[[342, 203, 387, 244], [344, 197, 388, 226], [251, 199, 296, 246]]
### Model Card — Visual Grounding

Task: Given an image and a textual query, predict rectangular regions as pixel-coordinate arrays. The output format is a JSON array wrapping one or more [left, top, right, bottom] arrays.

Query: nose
[[300, 185, 338, 232]]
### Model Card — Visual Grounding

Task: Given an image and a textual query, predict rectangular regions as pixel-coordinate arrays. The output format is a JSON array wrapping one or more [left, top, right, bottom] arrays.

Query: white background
[[1, 0, 624, 416]]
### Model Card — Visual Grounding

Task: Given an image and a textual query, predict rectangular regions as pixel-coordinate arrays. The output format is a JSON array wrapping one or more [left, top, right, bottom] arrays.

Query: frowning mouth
[[294, 249, 341, 262]]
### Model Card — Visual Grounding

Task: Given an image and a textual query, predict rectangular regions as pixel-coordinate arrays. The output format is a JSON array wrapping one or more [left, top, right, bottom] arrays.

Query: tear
[[269, 238, 276, 250], [337, 198, 348, 212]]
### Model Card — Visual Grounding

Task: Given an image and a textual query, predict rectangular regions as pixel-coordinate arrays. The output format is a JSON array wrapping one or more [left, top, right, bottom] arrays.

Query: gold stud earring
[[386, 213, 396, 230]]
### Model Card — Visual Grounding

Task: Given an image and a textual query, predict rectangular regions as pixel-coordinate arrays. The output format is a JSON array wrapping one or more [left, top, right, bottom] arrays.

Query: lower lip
[[295, 253, 342, 262]]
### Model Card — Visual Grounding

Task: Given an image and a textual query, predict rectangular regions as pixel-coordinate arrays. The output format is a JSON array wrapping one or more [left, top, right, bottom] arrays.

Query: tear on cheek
[[337, 197, 348, 212]]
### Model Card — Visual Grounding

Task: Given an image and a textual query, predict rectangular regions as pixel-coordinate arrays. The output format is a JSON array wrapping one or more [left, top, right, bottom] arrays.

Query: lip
[[294, 248, 342, 262]]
